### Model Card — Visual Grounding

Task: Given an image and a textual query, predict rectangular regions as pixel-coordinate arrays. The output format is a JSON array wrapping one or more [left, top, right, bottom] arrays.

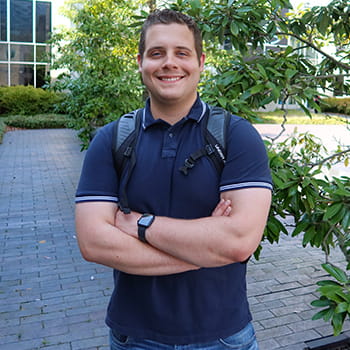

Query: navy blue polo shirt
[[76, 97, 272, 345]]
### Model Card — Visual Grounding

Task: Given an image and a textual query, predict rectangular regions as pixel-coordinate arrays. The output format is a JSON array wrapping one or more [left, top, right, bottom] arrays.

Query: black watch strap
[[138, 225, 148, 243], [137, 214, 155, 243]]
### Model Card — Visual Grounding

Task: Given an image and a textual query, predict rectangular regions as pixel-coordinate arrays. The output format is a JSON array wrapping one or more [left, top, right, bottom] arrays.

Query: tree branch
[[276, 31, 350, 71], [306, 147, 350, 168]]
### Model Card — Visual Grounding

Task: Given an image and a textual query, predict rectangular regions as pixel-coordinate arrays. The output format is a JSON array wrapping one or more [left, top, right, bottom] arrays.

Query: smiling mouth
[[158, 76, 184, 82]]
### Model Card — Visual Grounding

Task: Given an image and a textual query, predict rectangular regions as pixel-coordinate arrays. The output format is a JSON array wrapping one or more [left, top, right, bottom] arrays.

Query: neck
[[149, 96, 197, 125]]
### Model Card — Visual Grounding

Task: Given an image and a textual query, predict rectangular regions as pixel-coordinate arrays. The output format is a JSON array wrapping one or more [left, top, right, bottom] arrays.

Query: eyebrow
[[146, 46, 193, 53]]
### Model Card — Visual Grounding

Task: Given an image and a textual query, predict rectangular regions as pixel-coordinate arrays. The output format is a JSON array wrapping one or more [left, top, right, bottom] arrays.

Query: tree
[[50, 0, 145, 148]]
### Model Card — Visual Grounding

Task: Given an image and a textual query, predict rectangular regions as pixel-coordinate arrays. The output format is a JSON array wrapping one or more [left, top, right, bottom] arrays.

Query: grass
[[255, 109, 349, 125]]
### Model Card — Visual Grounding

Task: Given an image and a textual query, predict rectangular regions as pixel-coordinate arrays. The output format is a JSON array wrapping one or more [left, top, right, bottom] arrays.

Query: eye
[[149, 50, 162, 58], [177, 51, 189, 57]]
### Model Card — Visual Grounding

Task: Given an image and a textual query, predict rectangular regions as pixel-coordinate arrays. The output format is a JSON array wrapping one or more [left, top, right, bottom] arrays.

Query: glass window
[[0, 43, 7, 60], [36, 45, 50, 62], [10, 63, 33, 85], [0, 63, 8, 85], [36, 1, 51, 43], [0, 0, 7, 41], [10, 44, 34, 61], [36, 64, 49, 87], [10, 0, 33, 42]]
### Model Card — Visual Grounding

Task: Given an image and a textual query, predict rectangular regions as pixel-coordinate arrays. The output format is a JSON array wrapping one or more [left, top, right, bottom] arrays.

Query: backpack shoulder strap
[[113, 108, 143, 214], [204, 105, 231, 173], [179, 105, 231, 175]]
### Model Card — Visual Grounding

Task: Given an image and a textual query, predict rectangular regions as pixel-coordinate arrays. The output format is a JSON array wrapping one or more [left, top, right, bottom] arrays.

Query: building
[[0, 0, 66, 88]]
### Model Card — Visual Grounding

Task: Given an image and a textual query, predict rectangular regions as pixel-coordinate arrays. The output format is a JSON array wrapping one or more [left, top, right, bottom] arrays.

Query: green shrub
[[321, 97, 350, 115], [0, 118, 6, 143], [4, 114, 69, 129], [0, 86, 66, 116]]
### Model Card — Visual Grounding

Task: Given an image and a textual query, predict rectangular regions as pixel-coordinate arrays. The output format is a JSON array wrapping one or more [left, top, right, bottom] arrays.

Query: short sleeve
[[220, 117, 273, 192], [75, 122, 119, 203]]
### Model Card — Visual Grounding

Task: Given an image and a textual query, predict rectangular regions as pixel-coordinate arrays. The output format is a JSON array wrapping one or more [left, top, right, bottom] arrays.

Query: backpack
[[112, 105, 231, 214]]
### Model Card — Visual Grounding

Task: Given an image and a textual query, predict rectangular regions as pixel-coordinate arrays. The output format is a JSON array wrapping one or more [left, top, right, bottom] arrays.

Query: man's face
[[138, 23, 205, 109]]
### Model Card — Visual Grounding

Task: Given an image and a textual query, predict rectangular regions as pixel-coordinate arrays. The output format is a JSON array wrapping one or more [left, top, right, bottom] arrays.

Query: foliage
[[50, 0, 145, 149], [4, 114, 69, 129], [321, 97, 350, 115], [262, 128, 350, 335], [311, 263, 350, 336], [0, 118, 5, 143], [168, 0, 350, 120], [0, 86, 64, 116]]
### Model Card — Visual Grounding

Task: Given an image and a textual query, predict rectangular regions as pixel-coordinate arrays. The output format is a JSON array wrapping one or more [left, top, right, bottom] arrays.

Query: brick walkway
[[0, 127, 349, 349]]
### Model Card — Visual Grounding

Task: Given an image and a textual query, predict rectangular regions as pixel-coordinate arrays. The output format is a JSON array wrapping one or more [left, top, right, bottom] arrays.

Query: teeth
[[161, 77, 181, 81]]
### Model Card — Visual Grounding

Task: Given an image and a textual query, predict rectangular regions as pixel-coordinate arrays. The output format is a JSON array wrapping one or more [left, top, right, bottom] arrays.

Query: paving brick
[[1, 127, 349, 349]]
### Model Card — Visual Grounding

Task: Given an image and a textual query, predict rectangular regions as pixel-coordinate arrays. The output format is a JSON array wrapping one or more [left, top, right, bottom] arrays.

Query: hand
[[211, 198, 231, 217], [115, 208, 141, 238]]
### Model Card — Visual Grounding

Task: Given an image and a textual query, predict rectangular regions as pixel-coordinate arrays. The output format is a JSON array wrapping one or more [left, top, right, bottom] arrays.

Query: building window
[[36, 1, 51, 43], [0, 43, 7, 60], [0, 0, 6, 41], [10, 44, 34, 62], [0, 0, 51, 87], [36, 64, 49, 87], [11, 64, 34, 86], [10, 0, 33, 42], [0, 63, 7, 85]]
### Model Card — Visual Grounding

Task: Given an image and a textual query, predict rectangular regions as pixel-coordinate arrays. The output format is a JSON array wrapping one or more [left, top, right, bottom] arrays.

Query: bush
[[4, 114, 69, 129], [0, 118, 6, 143], [320, 97, 350, 115], [0, 86, 66, 116]]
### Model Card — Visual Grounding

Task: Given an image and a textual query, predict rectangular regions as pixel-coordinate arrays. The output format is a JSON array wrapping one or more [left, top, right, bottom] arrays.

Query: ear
[[199, 53, 206, 72], [137, 54, 142, 72]]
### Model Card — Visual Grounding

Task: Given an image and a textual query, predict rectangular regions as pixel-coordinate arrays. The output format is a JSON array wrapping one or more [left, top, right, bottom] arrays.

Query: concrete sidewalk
[[0, 127, 349, 350]]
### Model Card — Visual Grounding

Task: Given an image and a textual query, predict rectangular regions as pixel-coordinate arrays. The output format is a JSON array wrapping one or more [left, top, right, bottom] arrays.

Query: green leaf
[[292, 221, 309, 237], [316, 280, 342, 287], [285, 68, 298, 79], [323, 203, 343, 221], [230, 21, 239, 36], [312, 307, 334, 321], [318, 12, 330, 35], [311, 299, 332, 308], [341, 210, 350, 230], [332, 312, 346, 336], [250, 84, 265, 94], [322, 264, 349, 284], [335, 302, 349, 314]]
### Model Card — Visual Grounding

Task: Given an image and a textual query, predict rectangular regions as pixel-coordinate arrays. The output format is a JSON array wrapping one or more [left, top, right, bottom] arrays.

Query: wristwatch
[[137, 213, 155, 243]]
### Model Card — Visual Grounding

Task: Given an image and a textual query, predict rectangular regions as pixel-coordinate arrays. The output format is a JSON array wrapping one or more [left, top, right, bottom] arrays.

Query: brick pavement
[[0, 127, 349, 350]]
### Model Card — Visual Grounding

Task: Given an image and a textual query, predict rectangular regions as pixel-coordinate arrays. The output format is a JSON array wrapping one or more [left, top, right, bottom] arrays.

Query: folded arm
[[115, 188, 272, 268], [75, 199, 231, 275]]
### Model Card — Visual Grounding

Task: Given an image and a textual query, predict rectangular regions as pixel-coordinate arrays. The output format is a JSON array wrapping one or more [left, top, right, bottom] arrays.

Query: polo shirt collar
[[142, 96, 208, 129]]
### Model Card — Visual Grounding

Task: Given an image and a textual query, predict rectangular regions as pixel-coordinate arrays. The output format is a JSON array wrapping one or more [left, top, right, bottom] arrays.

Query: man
[[75, 9, 272, 350]]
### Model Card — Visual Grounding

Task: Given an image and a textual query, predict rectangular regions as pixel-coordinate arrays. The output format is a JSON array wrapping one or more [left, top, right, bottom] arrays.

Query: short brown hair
[[138, 9, 203, 62]]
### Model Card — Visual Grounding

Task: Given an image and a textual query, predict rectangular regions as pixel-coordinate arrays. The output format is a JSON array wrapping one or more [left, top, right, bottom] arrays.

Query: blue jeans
[[109, 322, 259, 350]]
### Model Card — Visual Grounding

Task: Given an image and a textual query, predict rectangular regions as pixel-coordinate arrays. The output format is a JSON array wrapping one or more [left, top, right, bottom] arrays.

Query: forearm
[[118, 189, 271, 268], [146, 215, 249, 267], [75, 204, 199, 276]]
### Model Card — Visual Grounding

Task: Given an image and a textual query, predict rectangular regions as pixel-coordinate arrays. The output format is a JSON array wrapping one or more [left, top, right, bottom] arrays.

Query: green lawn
[[255, 109, 349, 125]]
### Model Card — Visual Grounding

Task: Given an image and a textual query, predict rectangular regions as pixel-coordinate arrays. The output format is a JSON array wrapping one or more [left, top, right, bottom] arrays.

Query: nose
[[162, 53, 178, 69]]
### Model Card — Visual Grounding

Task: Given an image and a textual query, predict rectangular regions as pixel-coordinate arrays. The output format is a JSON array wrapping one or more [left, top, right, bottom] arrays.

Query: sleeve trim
[[220, 182, 273, 192], [75, 195, 118, 203]]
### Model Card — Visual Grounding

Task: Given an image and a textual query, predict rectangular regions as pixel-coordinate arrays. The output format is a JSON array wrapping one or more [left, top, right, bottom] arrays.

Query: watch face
[[138, 214, 154, 227]]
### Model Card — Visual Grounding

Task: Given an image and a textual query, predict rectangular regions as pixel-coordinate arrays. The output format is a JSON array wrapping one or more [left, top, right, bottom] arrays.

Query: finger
[[212, 199, 231, 216], [223, 206, 232, 216]]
